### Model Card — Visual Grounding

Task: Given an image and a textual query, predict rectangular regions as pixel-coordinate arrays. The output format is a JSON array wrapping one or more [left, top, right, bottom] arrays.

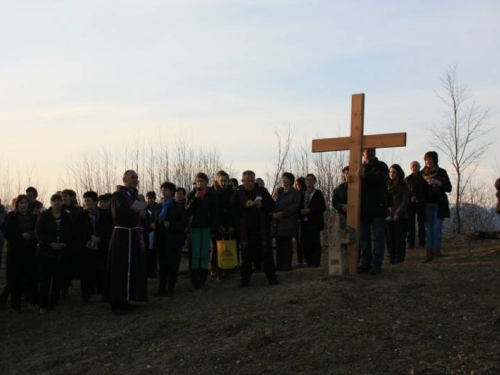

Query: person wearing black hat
[[421, 151, 452, 262]]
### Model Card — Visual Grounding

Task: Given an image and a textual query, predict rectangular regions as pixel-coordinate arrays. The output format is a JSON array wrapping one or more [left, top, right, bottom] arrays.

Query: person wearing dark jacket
[[152, 182, 188, 296], [145, 191, 159, 278], [421, 151, 452, 262], [103, 170, 149, 315], [294, 177, 306, 267], [231, 170, 279, 287], [60, 189, 83, 297], [271, 173, 301, 271], [186, 172, 219, 289], [299, 174, 327, 267], [332, 166, 349, 227], [358, 148, 390, 275], [405, 161, 426, 249], [74, 191, 112, 303], [211, 171, 236, 279], [386, 165, 410, 264], [495, 178, 500, 215], [36, 194, 73, 314], [2, 195, 38, 312]]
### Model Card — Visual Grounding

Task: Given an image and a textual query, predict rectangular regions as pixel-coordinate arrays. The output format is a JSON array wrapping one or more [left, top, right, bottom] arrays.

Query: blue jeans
[[359, 216, 386, 269], [425, 203, 443, 248]]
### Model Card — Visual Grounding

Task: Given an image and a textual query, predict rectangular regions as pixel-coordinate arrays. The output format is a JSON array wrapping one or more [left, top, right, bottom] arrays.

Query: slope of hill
[[1, 240, 500, 374]]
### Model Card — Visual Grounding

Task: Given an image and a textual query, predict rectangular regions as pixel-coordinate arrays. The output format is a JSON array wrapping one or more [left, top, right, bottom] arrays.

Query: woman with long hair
[[386, 165, 409, 264], [421, 151, 452, 262]]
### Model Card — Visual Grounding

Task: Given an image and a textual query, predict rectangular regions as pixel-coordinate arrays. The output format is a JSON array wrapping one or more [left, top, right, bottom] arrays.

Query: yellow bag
[[217, 239, 238, 269]]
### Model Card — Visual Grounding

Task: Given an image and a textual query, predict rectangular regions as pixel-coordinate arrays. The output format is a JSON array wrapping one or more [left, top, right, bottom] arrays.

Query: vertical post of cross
[[346, 93, 365, 275]]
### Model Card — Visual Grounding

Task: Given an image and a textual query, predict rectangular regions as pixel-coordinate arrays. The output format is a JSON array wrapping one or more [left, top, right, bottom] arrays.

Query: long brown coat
[[103, 186, 148, 303], [271, 188, 301, 237]]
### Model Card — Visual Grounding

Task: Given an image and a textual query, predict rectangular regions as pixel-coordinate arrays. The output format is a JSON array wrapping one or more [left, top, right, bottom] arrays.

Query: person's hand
[[139, 210, 147, 219], [411, 196, 417, 203], [91, 235, 100, 245], [341, 204, 347, 213], [300, 208, 310, 215], [254, 200, 262, 209], [394, 214, 399, 221], [151, 223, 156, 230], [59, 243, 67, 248], [195, 191, 201, 199], [245, 200, 253, 208], [358, 166, 365, 179], [273, 212, 282, 220], [163, 221, 170, 228], [22, 232, 32, 240], [50, 242, 59, 249]]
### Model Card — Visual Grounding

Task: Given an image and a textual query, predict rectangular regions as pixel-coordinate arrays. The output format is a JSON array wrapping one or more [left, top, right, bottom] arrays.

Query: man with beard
[[231, 170, 279, 287], [104, 170, 148, 314]]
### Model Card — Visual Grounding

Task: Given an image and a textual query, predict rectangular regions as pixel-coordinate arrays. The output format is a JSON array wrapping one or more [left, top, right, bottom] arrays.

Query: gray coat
[[271, 188, 301, 237]]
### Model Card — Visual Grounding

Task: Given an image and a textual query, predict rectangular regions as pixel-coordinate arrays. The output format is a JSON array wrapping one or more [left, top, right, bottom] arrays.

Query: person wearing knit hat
[[421, 151, 452, 262]]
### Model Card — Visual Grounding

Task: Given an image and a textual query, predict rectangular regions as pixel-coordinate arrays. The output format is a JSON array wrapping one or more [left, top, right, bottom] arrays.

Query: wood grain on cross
[[312, 93, 406, 275]]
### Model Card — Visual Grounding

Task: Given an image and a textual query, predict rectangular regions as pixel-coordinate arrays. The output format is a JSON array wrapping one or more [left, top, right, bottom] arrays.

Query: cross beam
[[312, 93, 406, 275]]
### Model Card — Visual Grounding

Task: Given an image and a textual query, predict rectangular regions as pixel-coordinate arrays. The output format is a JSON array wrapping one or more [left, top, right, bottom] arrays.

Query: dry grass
[[1, 239, 500, 374]]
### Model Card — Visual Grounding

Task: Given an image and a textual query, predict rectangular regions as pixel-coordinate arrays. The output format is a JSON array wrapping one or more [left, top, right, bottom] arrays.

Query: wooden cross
[[312, 93, 406, 275]]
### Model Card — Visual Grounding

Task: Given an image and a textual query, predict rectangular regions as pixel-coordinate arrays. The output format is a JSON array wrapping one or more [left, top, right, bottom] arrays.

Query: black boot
[[199, 269, 208, 288], [191, 269, 199, 289]]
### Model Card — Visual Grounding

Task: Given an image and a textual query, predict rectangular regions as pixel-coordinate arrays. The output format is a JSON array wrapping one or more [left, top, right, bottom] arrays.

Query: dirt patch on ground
[[1, 240, 500, 374]]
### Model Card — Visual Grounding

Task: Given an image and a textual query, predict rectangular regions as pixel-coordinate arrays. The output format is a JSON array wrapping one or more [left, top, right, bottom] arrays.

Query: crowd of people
[[0, 148, 474, 315]]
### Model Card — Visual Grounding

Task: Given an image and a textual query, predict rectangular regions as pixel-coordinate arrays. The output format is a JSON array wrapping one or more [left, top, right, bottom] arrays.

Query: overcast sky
[[1, 0, 499, 199]]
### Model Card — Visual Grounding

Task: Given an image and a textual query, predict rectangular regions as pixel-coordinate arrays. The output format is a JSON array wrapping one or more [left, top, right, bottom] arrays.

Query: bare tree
[[267, 124, 295, 195], [429, 66, 492, 234]]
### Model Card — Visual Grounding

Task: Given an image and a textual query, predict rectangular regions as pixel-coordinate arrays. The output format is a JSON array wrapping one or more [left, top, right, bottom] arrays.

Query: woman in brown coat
[[271, 172, 301, 271]]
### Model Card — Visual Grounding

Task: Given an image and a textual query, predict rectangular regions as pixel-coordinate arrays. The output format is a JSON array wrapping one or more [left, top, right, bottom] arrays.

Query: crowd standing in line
[[0, 149, 476, 315]]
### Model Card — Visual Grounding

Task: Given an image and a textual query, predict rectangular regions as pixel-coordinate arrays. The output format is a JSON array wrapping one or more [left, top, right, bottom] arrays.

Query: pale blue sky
[[1, 0, 499, 197]]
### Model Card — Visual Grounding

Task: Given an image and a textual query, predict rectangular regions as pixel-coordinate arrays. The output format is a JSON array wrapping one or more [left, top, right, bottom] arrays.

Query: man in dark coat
[[231, 170, 279, 287], [405, 161, 426, 249], [103, 170, 148, 314], [358, 148, 389, 275]]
